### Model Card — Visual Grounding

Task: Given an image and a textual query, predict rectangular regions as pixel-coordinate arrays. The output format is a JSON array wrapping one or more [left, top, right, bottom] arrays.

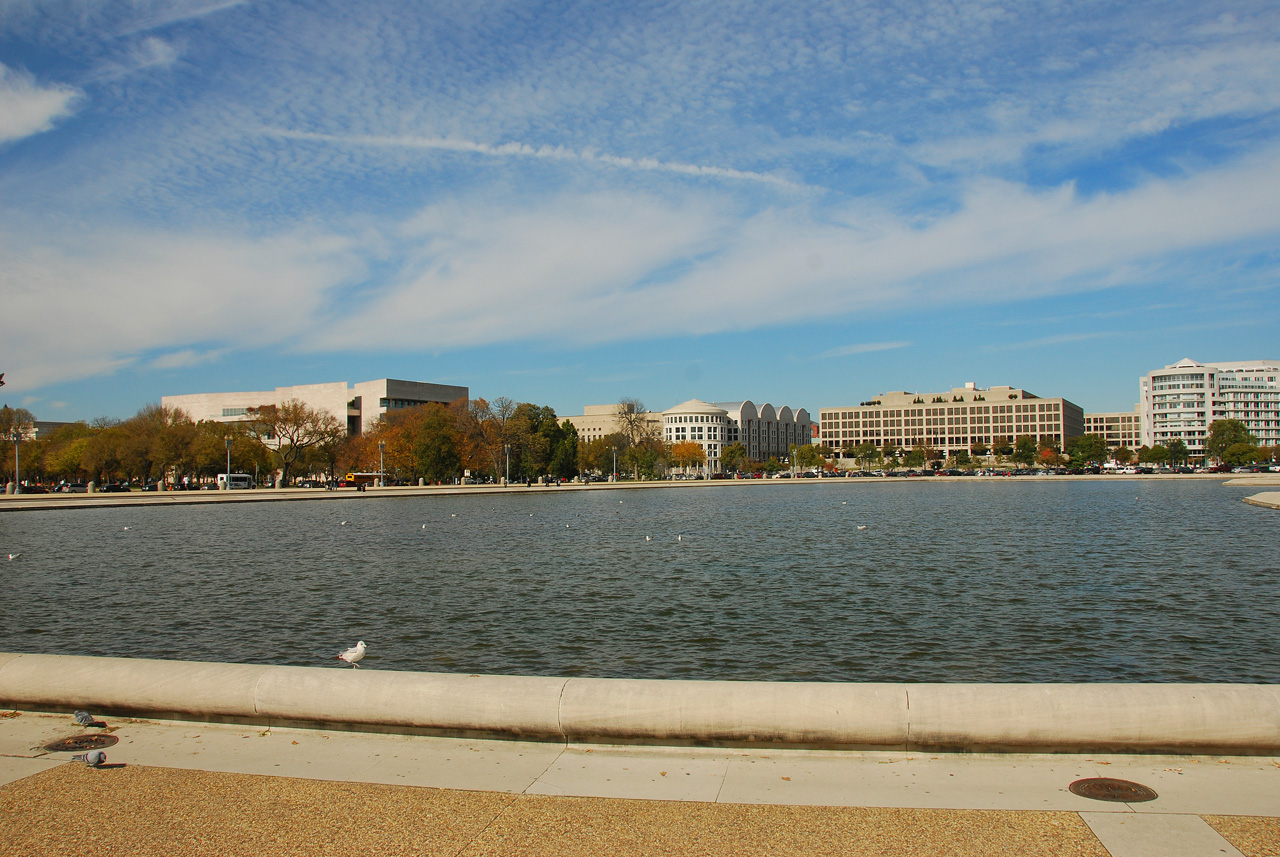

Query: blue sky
[[2, 0, 1278, 423]]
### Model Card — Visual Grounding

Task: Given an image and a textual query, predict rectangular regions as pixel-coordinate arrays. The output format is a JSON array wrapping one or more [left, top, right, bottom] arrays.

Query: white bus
[[217, 473, 255, 490]]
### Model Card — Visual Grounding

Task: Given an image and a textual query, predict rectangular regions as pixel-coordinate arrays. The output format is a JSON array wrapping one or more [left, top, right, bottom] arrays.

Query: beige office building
[[1083, 407, 1143, 451], [563, 404, 662, 444], [817, 383, 1084, 459], [163, 378, 468, 436]]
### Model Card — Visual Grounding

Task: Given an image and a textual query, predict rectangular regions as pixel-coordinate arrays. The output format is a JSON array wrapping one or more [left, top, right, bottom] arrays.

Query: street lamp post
[[612, 447, 617, 482], [378, 441, 385, 488], [10, 428, 20, 495], [224, 437, 232, 490], [504, 443, 510, 485]]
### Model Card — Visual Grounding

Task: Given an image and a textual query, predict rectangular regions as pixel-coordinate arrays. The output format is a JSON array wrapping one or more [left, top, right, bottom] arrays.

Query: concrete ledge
[[2, 653, 1278, 754], [1244, 492, 1280, 510]]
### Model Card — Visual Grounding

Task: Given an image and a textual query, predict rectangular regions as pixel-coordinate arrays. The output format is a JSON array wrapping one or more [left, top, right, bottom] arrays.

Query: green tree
[[547, 420, 579, 479], [1222, 442, 1261, 467], [1139, 444, 1169, 466], [954, 449, 972, 467], [1066, 434, 1108, 465], [969, 440, 989, 458], [1012, 435, 1037, 467], [791, 443, 824, 469], [852, 442, 879, 469], [1206, 419, 1256, 462], [1113, 446, 1134, 464], [720, 442, 749, 474], [882, 442, 901, 470], [903, 448, 925, 468], [1167, 439, 1189, 465]]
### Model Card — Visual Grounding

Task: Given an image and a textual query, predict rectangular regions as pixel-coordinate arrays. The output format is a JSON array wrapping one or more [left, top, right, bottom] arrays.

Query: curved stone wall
[[3, 653, 1278, 753]]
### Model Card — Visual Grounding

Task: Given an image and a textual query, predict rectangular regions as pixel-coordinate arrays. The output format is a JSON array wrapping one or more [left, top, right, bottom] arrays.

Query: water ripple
[[0, 481, 1276, 682]]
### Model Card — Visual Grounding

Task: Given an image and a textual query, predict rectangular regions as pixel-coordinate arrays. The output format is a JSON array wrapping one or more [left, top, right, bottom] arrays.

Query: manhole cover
[[43, 734, 118, 753], [1069, 777, 1158, 802]]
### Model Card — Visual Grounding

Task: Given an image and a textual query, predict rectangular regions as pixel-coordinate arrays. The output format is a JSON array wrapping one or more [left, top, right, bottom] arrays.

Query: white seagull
[[6, 553, 19, 561], [857, 525, 868, 531], [338, 641, 367, 667], [645, 536, 652, 542]]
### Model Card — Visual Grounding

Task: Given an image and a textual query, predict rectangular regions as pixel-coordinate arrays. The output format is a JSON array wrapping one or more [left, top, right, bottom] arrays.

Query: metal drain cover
[[1069, 777, 1158, 802], [43, 734, 118, 753]]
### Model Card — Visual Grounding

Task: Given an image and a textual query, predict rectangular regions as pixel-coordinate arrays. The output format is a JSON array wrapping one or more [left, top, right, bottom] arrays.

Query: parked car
[[99, 483, 130, 493], [60, 483, 88, 493]]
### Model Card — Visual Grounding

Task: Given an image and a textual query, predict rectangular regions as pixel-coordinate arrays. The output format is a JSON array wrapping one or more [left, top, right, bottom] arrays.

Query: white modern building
[[163, 378, 469, 436], [661, 399, 813, 473], [713, 401, 812, 464], [1140, 359, 1280, 458]]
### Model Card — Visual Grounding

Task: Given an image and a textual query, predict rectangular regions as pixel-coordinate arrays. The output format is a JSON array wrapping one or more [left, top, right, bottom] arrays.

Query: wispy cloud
[[117, 0, 249, 36], [818, 341, 912, 359], [982, 332, 1114, 352], [148, 348, 229, 370], [0, 64, 81, 144], [267, 129, 808, 190]]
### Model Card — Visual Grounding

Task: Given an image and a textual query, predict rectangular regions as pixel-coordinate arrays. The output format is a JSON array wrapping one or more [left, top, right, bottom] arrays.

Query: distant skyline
[[2, 1, 1278, 422]]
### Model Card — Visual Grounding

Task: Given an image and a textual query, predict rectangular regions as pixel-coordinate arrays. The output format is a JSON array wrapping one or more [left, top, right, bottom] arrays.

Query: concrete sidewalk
[[2, 710, 1276, 856]]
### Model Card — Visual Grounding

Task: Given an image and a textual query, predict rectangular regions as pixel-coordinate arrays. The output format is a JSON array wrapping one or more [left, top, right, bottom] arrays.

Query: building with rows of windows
[[661, 399, 812, 473], [1140, 358, 1279, 459], [1083, 407, 1143, 452], [816, 383, 1084, 460], [162, 378, 468, 436]]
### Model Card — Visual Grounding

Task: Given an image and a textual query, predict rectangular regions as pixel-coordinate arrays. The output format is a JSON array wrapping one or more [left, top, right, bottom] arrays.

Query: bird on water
[[338, 641, 367, 667]]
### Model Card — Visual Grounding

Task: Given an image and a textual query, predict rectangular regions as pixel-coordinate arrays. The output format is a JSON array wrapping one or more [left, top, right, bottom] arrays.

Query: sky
[[2, 0, 1278, 423]]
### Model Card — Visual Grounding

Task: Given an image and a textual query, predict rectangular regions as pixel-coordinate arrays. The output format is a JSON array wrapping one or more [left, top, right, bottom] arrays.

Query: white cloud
[[117, 0, 250, 35], [0, 223, 365, 390], [5, 142, 1279, 392], [148, 348, 229, 370], [315, 145, 1280, 354], [0, 64, 81, 144], [267, 129, 806, 190]]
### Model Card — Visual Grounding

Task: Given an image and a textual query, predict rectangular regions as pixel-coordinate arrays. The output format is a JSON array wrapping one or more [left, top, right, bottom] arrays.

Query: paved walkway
[[2, 710, 1276, 855]]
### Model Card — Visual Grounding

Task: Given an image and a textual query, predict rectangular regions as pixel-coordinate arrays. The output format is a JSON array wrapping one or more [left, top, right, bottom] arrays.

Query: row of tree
[[832, 420, 1276, 470], [4, 401, 1273, 487], [2, 397, 707, 487]]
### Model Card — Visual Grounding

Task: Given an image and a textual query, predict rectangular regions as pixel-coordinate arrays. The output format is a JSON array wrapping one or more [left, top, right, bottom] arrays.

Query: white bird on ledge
[[338, 640, 367, 667]]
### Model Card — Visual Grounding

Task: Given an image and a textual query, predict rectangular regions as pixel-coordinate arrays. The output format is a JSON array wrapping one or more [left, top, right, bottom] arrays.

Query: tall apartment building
[[163, 378, 468, 436], [1140, 358, 1280, 458], [817, 383, 1084, 459], [1083, 407, 1143, 451]]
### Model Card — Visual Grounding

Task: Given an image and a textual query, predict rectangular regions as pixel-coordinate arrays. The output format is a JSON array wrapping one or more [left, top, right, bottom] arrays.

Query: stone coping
[[0, 473, 1252, 512], [2, 653, 1277, 754], [1243, 492, 1280, 510]]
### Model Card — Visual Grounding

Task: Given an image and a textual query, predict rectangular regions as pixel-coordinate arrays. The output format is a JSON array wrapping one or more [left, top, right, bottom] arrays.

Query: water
[[1, 480, 1276, 683]]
